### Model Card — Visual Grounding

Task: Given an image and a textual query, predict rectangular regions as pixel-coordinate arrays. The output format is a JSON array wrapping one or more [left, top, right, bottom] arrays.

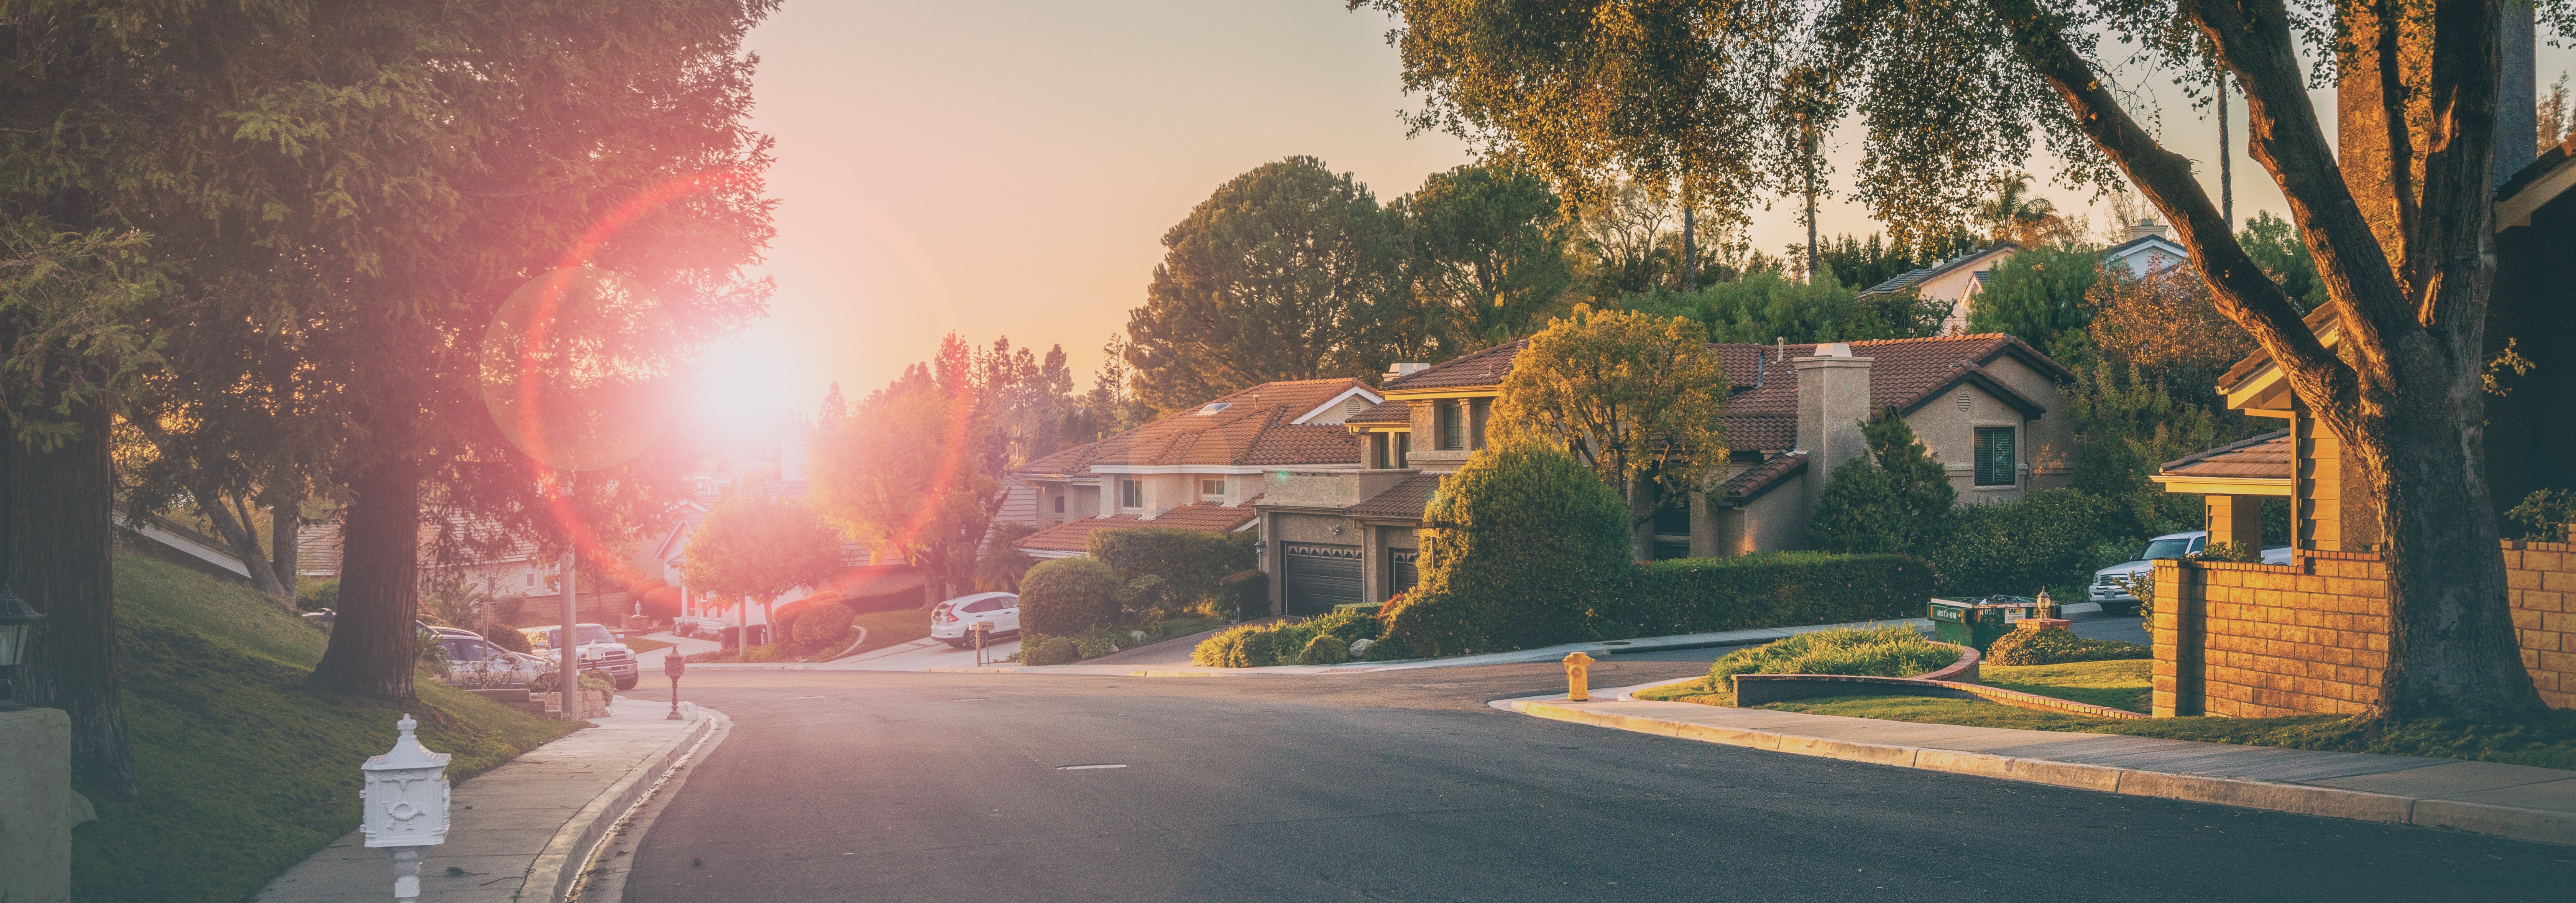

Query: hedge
[[1089, 528, 1255, 611], [790, 601, 855, 649], [1218, 569, 1270, 620], [1613, 552, 1935, 637], [1925, 488, 2125, 602], [1985, 627, 2150, 666]]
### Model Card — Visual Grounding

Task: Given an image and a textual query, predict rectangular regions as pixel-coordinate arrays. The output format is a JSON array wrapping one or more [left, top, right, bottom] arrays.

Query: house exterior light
[[361, 714, 452, 900], [0, 588, 42, 711]]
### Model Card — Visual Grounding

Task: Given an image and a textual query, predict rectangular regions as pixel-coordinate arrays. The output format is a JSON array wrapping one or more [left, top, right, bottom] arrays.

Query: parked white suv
[[520, 623, 641, 690], [431, 633, 554, 689], [931, 592, 1020, 648], [2091, 530, 2291, 610]]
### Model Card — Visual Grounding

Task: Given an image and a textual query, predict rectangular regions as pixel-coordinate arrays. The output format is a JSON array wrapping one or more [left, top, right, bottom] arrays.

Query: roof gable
[[1858, 244, 2021, 296], [1018, 378, 1369, 475]]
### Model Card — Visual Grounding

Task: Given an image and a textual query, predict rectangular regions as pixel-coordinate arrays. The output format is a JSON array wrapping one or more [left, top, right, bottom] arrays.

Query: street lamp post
[[664, 653, 685, 720], [0, 587, 43, 712]]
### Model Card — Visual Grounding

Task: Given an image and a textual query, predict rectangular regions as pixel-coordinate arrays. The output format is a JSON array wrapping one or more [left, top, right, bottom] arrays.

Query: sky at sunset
[[692, 0, 2573, 433]]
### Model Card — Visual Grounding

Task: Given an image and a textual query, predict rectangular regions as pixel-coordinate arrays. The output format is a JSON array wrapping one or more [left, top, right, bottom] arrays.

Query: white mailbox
[[361, 714, 450, 900]]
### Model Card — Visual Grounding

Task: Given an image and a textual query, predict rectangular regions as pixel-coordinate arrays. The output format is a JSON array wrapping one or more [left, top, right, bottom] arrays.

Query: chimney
[[1794, 344, 1873, 519], [2126, 216, 2170, 242], [1384, 362, 1429, 383]]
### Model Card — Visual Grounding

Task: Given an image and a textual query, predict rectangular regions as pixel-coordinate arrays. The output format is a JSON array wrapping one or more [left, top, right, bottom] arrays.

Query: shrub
[[1927, 489, 2124, 602], [1806, 412, 1956, 554], [844, 587, 928, 614], [2507, 489, 2576, 543], [1190, 608, 1383, 667], [792, 601, 855, 649], [1070, 626, 1127, 660], [1019, 557, 1121, 635], [1299, 634, 1350, 665], [1357, 634, 1413, 661], [1218, 569, 1270, 619], [1090, 528, 1256, 611], [297, 578, 340, 612], [1394, 444, 1629, 655], [1706, 625, 1961, 687], [1615, 552, 1935, 637], [529, 671, 614, 694], [483, 625, 532, 654], [1020, 634, 1078, 666], [1378, 589, 1480, 659], [739, 642, 794, 663], [1985, 627, 2150, 666]]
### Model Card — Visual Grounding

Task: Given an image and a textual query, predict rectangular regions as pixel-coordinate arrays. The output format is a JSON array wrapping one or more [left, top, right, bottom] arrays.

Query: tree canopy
[[678, 491, 844, 609], [1492, 304, 1730, 557]]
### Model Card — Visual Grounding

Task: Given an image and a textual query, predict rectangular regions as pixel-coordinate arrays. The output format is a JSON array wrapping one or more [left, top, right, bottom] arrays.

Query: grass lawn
[[846, 607, 933, 656], [1980, 660, 2152, 713], [74, 556, 573, 903], [1762, 693, 2576, 770]]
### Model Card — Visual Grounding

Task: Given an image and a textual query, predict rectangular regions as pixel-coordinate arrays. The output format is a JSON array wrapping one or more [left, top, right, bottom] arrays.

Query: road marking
[[1056, 764, 1127, 770], [787, 696, 826, 700], [950, 697, 989, 702]]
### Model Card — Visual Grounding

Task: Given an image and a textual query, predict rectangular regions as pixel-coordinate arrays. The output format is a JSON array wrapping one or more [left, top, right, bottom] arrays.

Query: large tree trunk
[[1991, 0, 2543, 720], [308, 457, 421, 699], [4, 399, 137, 799]]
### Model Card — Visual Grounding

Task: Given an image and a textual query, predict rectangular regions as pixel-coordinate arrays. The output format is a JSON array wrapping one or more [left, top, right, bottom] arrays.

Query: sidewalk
[[252, 696, 725, 903], [1499, 691, 2576, 848]]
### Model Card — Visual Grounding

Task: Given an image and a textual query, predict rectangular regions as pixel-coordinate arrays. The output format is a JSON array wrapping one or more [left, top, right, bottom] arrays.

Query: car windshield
[[544, 625, 616, 646], [2141, 538, 2196, 560]]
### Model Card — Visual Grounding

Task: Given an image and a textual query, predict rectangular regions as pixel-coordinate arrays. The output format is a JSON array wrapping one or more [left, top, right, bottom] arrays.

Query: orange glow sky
[[708, 1, 2571, 429]]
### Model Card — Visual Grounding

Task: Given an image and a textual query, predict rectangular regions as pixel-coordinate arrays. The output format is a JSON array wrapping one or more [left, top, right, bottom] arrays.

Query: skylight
[[1197, 402, 1230, 416]]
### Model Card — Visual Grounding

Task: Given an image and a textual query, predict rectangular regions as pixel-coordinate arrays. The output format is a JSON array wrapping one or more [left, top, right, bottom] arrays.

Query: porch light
[[0, 587, 41, 712]]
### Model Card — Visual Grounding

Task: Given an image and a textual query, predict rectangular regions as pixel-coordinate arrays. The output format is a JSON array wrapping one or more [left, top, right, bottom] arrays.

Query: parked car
[[2091, 530, 2291, 611], [931, 592, 1020, 648], [519, 622, 641, 690], [432, 634, 554, 689]]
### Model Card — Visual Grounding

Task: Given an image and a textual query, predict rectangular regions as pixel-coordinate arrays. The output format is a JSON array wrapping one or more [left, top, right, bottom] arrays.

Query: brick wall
[[2153, 541, 2575, 718]]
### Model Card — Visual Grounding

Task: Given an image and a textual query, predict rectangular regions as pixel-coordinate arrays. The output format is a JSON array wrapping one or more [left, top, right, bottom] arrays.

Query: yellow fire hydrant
[[1563, 651, 1594, 701]]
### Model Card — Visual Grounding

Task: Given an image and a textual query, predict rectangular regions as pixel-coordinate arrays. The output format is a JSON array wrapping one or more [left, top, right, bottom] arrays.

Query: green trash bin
[[1928, 595, 2038, 652]]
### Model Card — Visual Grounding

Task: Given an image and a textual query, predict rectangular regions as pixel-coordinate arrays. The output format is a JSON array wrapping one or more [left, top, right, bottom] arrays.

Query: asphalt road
[[625, 661, 2576, 903]]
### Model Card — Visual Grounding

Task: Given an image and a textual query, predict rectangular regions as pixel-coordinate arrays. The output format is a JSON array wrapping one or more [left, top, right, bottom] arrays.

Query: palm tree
[[1975, 174, 2075, 248]]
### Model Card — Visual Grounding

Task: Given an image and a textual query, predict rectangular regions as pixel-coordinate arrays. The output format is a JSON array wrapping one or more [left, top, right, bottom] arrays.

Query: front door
[[1281, 543, 1364, 615]]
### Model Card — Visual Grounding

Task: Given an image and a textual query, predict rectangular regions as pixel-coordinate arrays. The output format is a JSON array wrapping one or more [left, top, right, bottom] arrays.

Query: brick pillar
[[2207, 494, 2264, 549], [2152, 559, 2205, 717]]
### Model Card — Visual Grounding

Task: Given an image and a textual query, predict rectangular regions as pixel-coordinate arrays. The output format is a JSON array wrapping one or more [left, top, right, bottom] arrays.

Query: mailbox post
[[664, 653, 686, 721], [969, 621, 991, 667], [361, 714, 451, 901]]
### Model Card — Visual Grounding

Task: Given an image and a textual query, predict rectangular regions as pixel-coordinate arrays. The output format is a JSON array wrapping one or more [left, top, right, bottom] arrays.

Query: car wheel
[[613, 675, 638, 691], [943, 639, 967, 649]]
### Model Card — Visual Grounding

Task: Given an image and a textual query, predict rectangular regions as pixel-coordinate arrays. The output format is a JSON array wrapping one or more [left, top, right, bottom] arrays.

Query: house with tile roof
[[2101, 216, 2192, 278], [1857, 244, 2021, 335], [1007, 378, 1382, 559], [1252, 333, 2077, 614]]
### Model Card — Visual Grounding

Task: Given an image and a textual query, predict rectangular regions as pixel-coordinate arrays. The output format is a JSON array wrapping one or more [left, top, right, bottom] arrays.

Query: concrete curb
[[526, 707, 726, 903], [1498, 698, 2576, 847]]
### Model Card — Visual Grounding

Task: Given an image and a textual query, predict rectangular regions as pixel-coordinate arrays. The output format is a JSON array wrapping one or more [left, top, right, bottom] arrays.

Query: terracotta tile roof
[[1382, 339, 1527, 392], [1718, 453, 1807, 504], [1712, 333, 2068, 451], [1347, 472, 1444, 519], [1346, 399, 1411, 425], [1012, 503, 1259, 554], [2160, 430, 2291, 481], [2218, 306, 2341, 395], [1018, 379, 1369, 475]]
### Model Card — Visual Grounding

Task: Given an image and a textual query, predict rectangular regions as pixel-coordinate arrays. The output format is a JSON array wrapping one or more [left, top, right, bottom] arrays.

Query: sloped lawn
[[72, 556, 572, 903]]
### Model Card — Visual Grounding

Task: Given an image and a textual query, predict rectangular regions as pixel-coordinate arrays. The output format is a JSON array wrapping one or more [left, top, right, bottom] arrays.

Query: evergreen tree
[[1806, 410, 1955, 554]]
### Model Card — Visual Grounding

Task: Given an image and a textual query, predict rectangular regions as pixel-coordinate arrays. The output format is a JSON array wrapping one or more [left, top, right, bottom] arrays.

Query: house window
[[1120, 479, 1143, 508], [1393, 432, 1409, 468], [1974, 427, 2017, 486], [1053, 494, 1065, 513], [1653, 504, 1691, 538], [1370, 433, 1390, 469], [525, 571, 534, 588], [1201, 479, 1226, 497], [1440, 402, 1464, 450], [1469, 398, 1490, 449]]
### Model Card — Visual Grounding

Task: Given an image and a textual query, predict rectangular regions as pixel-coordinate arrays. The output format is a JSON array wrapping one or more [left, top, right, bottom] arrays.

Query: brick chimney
[[1794, 343, 1874, 518]]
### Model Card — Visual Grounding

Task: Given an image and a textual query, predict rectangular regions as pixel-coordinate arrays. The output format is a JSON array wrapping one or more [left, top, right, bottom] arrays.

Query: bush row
[[1613, 552, 1934, 638], [1190, 608, 1405, 667], [1984, 626, 2150, 666]]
